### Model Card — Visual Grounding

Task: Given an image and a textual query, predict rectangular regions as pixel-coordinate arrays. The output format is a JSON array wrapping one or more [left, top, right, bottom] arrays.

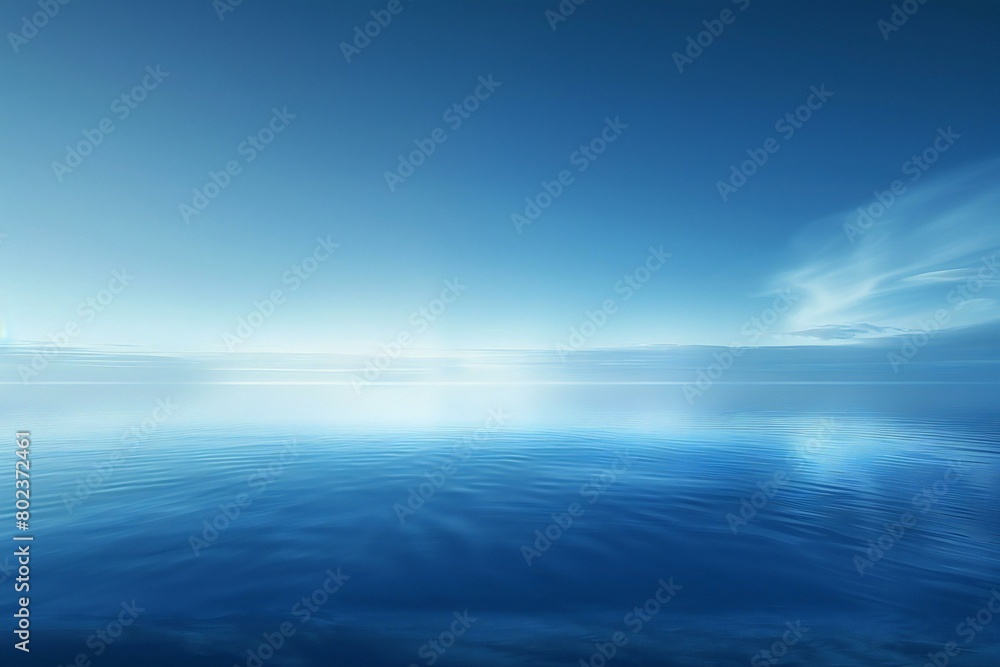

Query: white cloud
[[771, 160, 1000, 341]]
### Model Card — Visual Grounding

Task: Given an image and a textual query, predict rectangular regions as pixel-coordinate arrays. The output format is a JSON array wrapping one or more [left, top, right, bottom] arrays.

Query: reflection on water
[[2, 348, 998, 665], [11, 413, 999, 666]]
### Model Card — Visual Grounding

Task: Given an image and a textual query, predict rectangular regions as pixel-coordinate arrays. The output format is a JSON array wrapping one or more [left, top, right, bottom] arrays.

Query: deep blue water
[[2, 347, 999, 665], [6, 413, 1000, 666]]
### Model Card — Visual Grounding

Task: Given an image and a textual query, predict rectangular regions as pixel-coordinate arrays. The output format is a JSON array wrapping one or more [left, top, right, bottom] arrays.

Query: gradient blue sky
[[2, 0, 998, 352]]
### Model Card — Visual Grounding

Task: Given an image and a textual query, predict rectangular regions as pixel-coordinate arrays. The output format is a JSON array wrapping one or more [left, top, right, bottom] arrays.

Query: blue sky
[[1, 0, 998, 353]]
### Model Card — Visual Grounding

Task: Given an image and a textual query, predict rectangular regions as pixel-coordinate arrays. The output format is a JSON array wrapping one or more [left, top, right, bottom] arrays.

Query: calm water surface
[[11, 410, 1000, 666]]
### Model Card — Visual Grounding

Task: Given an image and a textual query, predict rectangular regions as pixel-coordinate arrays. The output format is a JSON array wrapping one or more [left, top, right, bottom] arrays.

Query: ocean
[[3, 348, 999, 666]]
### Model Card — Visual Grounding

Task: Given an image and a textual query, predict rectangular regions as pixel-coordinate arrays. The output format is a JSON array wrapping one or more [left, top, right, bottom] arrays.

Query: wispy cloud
[[771, 160, 1000, 342], [785, 323, 913, 340]]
